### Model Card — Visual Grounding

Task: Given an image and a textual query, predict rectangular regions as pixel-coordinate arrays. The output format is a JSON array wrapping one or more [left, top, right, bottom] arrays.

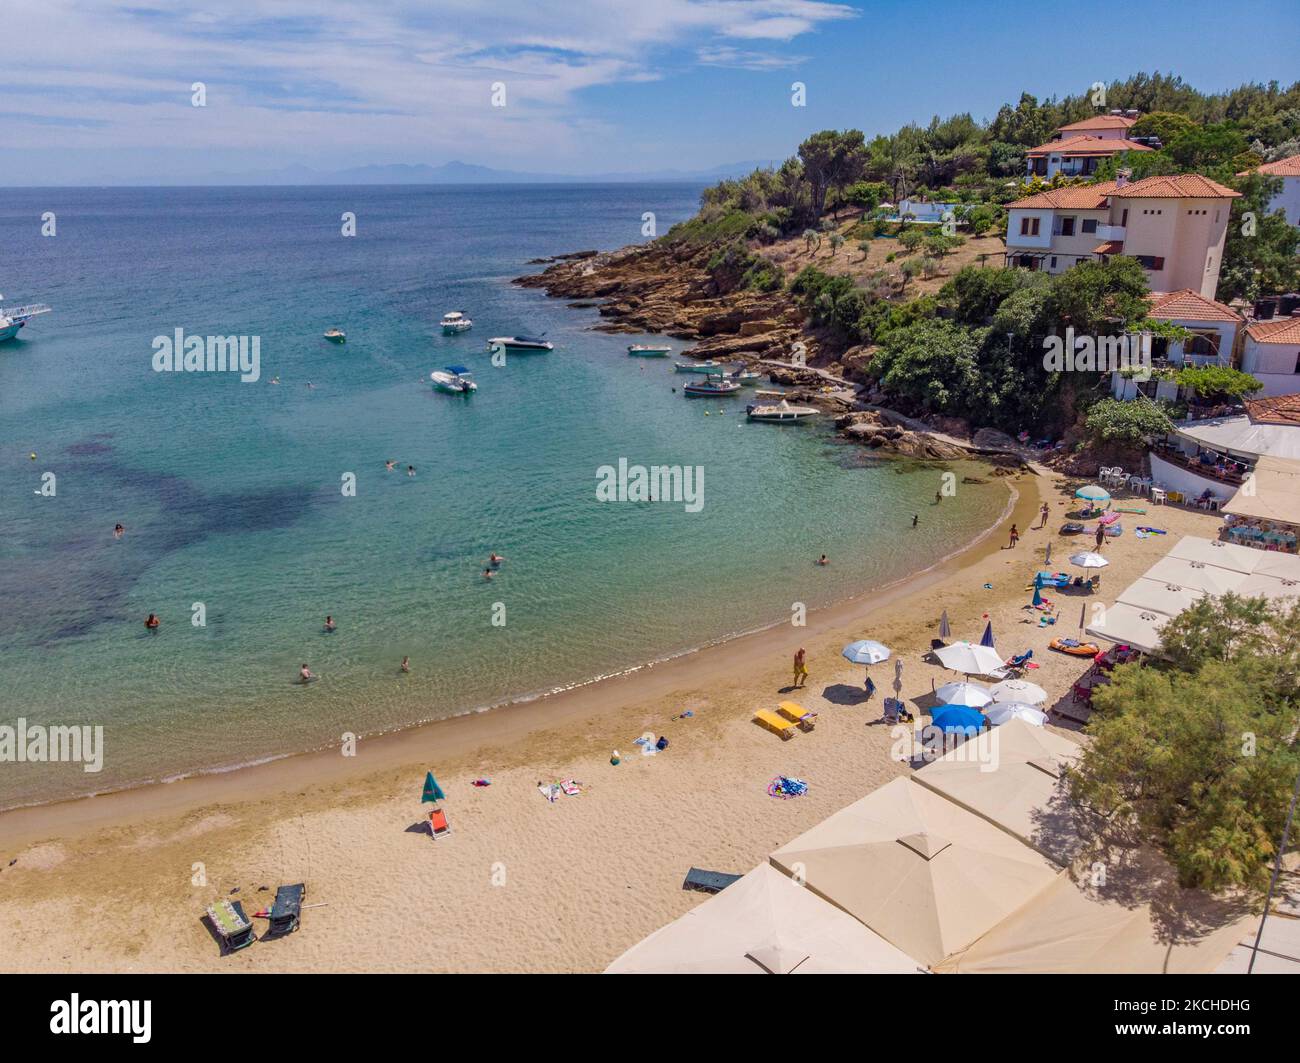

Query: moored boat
[[683, 374, 742, 397], [324, 328, 346, 343], [441, 311, 473, 334], [674, 360, 721, 374], [431, 365, 477, 393], [487, 334, 552, 352], [746, 399, 818, 422], [0, 301, 52, 343], [728, 369, 762, 386], [628, 343, 671, 357]]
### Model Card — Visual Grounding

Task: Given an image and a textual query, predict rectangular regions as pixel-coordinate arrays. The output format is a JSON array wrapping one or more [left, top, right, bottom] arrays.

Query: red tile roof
[[1057, 115, 1138, 133], [1246, 315, 1300, 344], [1007, 181, 1117, 210], [1026, 134, 1153, 157], [1111, 173, 1241, 199], [1147, 289, 1242, 323], [1245, 393, 1300, 426], [1245, 154, 1300, 178]]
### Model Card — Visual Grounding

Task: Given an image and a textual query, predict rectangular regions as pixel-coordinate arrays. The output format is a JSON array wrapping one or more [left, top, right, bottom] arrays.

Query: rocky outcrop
[[834, 412, 970, 460]]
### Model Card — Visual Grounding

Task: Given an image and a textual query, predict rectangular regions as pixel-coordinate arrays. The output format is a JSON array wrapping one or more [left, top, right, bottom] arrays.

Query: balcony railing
[[1152, 442, 1247, 485]]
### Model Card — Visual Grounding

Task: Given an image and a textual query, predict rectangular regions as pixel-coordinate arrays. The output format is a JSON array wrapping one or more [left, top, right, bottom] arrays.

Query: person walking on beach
[[793, 648, 808, 688], [935, 490, 942, 504], [1008, 523, 1019, 548], [1094, 523, 1106, 550], [1038, 502, 1050, 529]]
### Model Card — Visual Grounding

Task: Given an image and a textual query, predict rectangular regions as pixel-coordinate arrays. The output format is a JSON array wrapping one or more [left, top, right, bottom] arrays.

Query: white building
[[1240, 154, 1300, 226], [1110, 289, 1243, 402], [1241, 314, 1300, 396]]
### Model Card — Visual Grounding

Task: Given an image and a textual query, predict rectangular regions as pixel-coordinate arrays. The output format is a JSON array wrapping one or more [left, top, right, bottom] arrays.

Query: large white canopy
[[1173, 415, 1300, 462], [605, 863, 923, 974]]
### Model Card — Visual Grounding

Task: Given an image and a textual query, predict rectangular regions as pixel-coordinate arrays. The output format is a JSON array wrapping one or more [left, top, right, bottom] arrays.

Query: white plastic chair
[[1150, 487, 1166, 504]]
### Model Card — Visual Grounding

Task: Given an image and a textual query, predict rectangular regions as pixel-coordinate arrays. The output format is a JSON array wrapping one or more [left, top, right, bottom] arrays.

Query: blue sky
[[1, 0, 1295, 184]]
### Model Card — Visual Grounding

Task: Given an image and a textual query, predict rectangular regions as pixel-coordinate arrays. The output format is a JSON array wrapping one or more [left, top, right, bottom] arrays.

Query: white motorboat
[[627, 343, 671, 357], [728, 369, 762, 386], [431, 365, 477, 393], [323, 327, 346, 343], [0, 301, 52, 343], [487, 334, 552, 352], [746, 399, 818, 422], [441, 311, 473, 334], [674, 360, 721, 374], [683, 374, 742, 397]]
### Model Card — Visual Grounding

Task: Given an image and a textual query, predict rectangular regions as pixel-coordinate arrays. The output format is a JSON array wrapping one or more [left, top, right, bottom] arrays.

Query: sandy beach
[[0, 469, 1227, 973]]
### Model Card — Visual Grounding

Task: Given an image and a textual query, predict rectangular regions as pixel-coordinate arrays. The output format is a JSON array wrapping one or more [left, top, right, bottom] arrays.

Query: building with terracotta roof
[[1005, 172, 1241, 297], [1237, 154, 1300, 226], [1026, 135, 1153, 179], [1054, 112, 1140, 139], [1110, 290, 1244, 403], [1241, 313, 1300, 395]]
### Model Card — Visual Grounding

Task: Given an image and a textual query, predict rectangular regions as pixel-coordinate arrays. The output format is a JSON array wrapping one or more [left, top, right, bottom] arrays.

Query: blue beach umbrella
[[421, 771, 446, 804], [1075, 484, 1110, 502], [979, 621, 995, 648], [1032, 585, 1044, 607], [930, 704, 986, 734]]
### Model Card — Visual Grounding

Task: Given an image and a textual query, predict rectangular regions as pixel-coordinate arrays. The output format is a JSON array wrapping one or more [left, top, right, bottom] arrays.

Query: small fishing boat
[[683, 374, 741, 397], [628, 343, 671, 357], [430, 365, 477, 394], [441, 311, 473, 334], [323, 328, 346, 343], [746, 399, 818, 422], [729, 369, 762, 386], [674, 360, 721, 374], [487, 334, 552, 353]]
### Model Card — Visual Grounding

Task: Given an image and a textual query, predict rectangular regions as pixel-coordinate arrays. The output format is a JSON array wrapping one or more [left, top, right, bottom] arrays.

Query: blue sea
[[0, 184, 1007, 807]]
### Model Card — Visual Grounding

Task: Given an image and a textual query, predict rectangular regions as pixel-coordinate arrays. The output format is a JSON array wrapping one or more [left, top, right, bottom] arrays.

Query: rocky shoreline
[[515, 243, 1030, 469]]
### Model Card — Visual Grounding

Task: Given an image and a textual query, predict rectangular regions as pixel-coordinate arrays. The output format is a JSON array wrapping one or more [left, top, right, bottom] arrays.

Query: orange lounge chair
[[753, 709, 797, 741], [428, 808, 452, 840], [776, 701, 816, 731]]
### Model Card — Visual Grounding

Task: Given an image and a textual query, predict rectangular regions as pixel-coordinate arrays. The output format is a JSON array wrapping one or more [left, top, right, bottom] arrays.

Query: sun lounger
[[776, 701, 816, 731], [429, 807, 452, 839], [753, 709, 797, 740], [682, 867, 743, 894], [205, 898, 255, 952], [266, 883, 306, 936]]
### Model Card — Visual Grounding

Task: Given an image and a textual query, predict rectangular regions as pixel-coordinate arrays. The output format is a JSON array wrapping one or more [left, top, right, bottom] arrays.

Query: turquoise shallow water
[[0, 185, 1007, 807]]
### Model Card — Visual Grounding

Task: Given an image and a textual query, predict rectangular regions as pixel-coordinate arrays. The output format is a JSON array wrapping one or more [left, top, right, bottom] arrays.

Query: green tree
[[798, 130, 869, 219], [870, 318, 986, 412], [1084, 396, 1173, 444], [1174, 365, 1262, 401], [1048, 257, 1151, 333], [1219, 172, 1300, 301]]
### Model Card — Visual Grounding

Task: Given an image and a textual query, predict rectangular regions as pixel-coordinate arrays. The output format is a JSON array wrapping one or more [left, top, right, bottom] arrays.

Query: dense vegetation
[[1071, 595, 1300, 896]]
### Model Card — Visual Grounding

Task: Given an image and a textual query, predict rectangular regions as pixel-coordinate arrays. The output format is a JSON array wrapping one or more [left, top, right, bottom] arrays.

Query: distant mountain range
[[160, 159, 778, 187]]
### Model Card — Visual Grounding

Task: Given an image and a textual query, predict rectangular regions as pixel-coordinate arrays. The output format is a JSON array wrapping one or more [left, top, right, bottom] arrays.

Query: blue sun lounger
[[682, 868, 742, 894], [266, 883, 306, 937]]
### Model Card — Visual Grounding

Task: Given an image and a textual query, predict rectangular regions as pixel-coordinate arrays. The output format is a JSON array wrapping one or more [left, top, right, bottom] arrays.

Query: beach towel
[[561, 779, 583, 796], [1115, 507, 1146, 514], [1136, 526, 1167, 534], [471, 778, 491, 787], [767, 776, 808, 799], [537, 783, 560, 803]]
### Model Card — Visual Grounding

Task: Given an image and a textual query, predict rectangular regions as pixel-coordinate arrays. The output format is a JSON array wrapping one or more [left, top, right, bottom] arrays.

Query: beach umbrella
[[935, 681, 993, 707], [1044, 542, 1052, 566], [893, 658, 903, 696], [842, 640, 891, 665], [938, 610, 951, 640], [1075, 485, 1110, 502], [929, 705, 986, 734], [421, 771, 445, 804], [933, 641, 1005, 678], [984, 702, 1047, 727], [1031, 585, 1044, 607], [979, 621, 995, 648], [1069, 552, 1109, 569], [990, 679, 1047, 705]]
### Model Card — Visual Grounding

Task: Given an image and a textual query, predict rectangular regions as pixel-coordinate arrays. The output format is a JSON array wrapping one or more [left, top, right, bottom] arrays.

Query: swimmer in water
[[144, 612, 160, 629], [912, 514, 918, 527], [270, 376, 280, 385], [483, 567, 494, 580], [299, 663, 315, 683], [488, 552, 504, 566], [817, 554, 829, 566], [407, 465, 415, 477], [401, 656, 410, 673], [324, 615, 336, 632], [114, 523, 124, 538], [385, 460, 396, 471]]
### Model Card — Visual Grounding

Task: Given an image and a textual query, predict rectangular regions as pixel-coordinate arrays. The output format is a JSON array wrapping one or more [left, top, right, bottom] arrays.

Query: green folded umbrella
[[422, 771, 446, 803]]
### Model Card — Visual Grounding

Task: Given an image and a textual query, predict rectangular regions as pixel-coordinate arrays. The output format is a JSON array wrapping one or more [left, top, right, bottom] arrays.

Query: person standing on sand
[[1008, 524, 1019, 547], [935, 490, 942, 504], [1038, 502, 1050, 529], [793, 648, 808, 688], [1095, 523, 1106, 550]]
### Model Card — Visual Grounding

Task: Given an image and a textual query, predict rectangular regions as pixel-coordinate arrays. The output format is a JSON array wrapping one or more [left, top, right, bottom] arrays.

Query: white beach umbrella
[[1069, 552, 1109, 569], [990, 679, 1047, 705], [933, 641, 1006, 678], [842, 640, 891, 665], [935, 681, 993, 707], [984, 702, 1048, 727]]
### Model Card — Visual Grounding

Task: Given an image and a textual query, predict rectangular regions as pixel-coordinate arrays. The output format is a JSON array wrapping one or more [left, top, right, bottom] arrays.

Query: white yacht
[[431, 365, 477, 394], [627, 343, 671, 357], [0, 301, 52, 343], [487, 334, 552, 353], [746, 399, 818, 422], [441, 311, 473, 334]]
